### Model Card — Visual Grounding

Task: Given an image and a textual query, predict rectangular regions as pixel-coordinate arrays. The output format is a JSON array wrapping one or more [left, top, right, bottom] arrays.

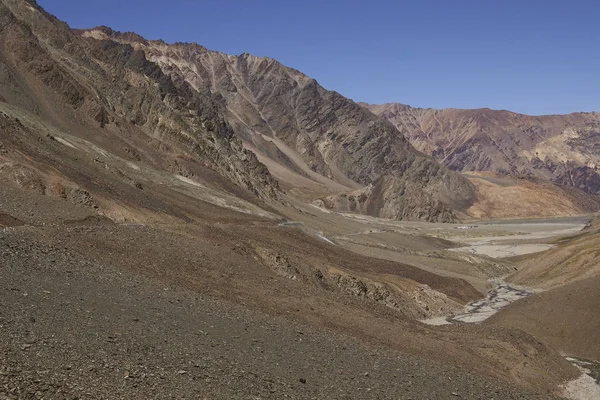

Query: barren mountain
[[464, 172, 600, 220], [0, 1, 594, 398], [82, 28, 478, 222], [0, 0, 278, 210], [365, 103, 600, 197]]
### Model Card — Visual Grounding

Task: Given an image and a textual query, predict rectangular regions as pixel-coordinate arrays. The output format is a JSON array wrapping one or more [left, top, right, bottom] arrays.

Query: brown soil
[[465, 172, 598, 220], [508, 227, 600, 289], [0, 212, 22, 227], [1, 226, 562, 399], [489, 274, 600, 362]]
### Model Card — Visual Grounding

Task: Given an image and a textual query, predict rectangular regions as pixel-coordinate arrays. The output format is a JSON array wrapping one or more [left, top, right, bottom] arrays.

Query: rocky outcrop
[[314, 174, 461, 223], [365, 102, 600, 195], [254, 247, 463, 319]]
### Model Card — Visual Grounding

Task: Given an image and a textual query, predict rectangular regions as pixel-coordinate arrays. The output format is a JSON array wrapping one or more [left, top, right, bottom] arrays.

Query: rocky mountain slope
[[0, 0, 278, 208], [365, 103, 600, 196], [485, 215, 600, 374], [80, 28, 477, 222], [0, 154, 578, 399], [463, 172, 600, 219], [0, 200, 568, 399], [2, 0, 597, 222], [490, 274, 600, 363], [0, 0, 510, 335]]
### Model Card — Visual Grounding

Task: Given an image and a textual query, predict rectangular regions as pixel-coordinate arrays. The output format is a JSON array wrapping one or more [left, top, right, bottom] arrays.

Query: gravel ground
[[0, 230, 560, 399]]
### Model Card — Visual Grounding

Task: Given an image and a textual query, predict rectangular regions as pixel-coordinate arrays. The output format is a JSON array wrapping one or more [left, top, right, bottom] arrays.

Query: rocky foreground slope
[[488, 217, 600, 364], [1, 220, 563, 399], [0, 171, 576, 399], [365, 103, 600, 195], [0, 1, 594, 398]]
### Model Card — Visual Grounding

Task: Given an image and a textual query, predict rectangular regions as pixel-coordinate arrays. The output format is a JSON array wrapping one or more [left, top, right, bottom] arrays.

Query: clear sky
[[38, 0, 598, 115]]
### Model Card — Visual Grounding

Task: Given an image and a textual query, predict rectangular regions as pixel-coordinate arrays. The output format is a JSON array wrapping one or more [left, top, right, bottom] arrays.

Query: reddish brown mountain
[[365, 103, 600, 195]]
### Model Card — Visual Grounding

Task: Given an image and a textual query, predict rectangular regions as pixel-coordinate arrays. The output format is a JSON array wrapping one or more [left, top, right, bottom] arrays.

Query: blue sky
[[38, 0, 598, 115]]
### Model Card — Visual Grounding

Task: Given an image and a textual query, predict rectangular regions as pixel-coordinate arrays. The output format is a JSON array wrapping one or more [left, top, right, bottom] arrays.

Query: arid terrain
[[489, 216, 600, 362], [364, 103, 600, 194], [365, 103, 600, 219], [1, 0, 600, 399], [0, 169, 584, 399]]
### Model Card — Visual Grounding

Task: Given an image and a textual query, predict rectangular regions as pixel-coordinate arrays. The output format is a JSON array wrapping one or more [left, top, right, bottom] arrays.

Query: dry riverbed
[[449, 217, 588, 259]]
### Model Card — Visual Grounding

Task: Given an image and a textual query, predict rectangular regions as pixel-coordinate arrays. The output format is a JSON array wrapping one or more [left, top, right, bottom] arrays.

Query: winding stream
[[447, 283, 532, 323], [421, 282, 533, 326]]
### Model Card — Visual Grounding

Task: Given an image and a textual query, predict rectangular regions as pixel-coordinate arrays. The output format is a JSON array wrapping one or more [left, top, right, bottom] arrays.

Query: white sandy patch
[[308, 203, 332, 213], [316, 233, 335, 245], [279, 221, 337, 245], [53, 137, 77, 149], [448, 220, 585, 258], [175, 174, 207, 189], [451, 243, 555, 258], [562, 359, 600, 400], [420, 317, 451, 326], [128, 162, 141, 171], [173, 175, 273, 217], [461, 225, 585, 244], [94, 147, 109, 158]]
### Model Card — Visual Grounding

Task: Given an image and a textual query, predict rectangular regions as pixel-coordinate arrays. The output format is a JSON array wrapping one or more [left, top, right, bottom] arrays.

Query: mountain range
[[365, 103, 600, 194], [2, 0, 599, 222], [78, 27, 480, 222], [2, 1, 599, 398]]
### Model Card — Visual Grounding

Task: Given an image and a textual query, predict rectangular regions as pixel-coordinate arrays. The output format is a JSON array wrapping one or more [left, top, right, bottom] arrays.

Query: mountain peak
[[76, 26, 150, 46]]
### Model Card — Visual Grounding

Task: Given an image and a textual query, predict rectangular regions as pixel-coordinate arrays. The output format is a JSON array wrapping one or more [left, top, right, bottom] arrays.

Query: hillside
[[1, 0, 283, 204], [489, 274, 600, 362], [507, 215, 600, 289], [487, 215, 600, 367], [80, 28, 478, 222], [464, 172, 600, 220]]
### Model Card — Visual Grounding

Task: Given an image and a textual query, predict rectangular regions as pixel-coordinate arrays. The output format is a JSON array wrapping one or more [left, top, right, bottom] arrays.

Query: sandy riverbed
[[450, 219, 587, 258]]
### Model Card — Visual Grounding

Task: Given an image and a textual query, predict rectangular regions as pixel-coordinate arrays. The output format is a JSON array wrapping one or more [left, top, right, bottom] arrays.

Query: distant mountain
[[363, 102, 600, 195]]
